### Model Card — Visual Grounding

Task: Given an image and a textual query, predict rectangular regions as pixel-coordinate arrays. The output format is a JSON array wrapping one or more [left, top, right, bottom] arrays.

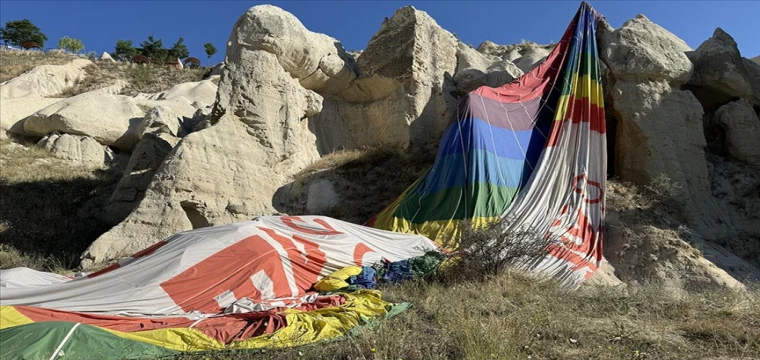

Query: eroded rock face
[[600, 16, 728, 236], [713, 99, 760, 166], [0, 97, 63, 134], [105, 133, 179, 223], [686, 28, 754, 109], [598, 14, 692, 85], [81, 42, 321, 267], [23, 93, 144, 150], [233, 5, 357, 95], [138, 106, 182, 139], [453, 43, 523, 93], [0, 59, 91, 99], [37, 133, 115, 167]]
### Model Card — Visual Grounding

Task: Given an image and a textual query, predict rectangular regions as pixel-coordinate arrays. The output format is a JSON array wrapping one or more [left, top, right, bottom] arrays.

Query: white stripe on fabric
[[49, 322, 80, 360]]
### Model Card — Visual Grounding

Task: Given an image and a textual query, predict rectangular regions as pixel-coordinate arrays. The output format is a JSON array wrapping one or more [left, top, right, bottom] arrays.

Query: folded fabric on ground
[[0, 216, 440, 358]]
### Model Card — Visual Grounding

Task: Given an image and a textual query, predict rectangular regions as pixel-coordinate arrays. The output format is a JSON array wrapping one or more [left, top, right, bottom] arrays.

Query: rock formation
[[37, 133, 116, 167], [22, 93, 145, 150], [0, 59, 91, 99], [686, 28, 754, 110], [82, 4, 522, 266]]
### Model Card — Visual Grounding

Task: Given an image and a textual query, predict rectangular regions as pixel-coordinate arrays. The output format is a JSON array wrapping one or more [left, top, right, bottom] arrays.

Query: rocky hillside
[[1, 5, 759, 293]]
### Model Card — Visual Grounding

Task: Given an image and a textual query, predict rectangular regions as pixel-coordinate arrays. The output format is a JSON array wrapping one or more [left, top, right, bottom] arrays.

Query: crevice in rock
[[180, 201, 210, 229]]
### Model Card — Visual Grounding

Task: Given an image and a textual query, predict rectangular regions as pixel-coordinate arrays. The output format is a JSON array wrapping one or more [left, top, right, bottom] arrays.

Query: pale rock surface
[[137, 79, 218, 105], [81, 47, 321, 267], [37, 133, 115, 167], [138, 106, 182, 138], [306, 178, 340, 213], [598, 15, 692, 85], [514, 46, 551, 73], [208, 63, 224, 76], [610, 80, 724, 236], [106, 132, 180, 224], [584, 259, 626, 288], [453, 43, 523, 93], [234, 5, 357, 95], [315, 6, 461, 151], [713, 99, 760, 166], [86, 79, 129, 96], [23, 93, 144, 150], [687, 28, 754, 108], [100, 52, 115, 62], [0, 59, 91, 99], [0, 97, 62, 134]]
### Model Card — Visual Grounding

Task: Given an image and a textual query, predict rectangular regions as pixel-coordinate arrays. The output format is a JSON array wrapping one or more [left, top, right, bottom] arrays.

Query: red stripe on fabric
[[160, 235, 293, 314], [545, 243, 599, 278], [545, 96, 605, 147], [257, 226, 327, 296], [281, 216, 342, 235], [471, 18, 576, 104], [12, 296, 344, 343]]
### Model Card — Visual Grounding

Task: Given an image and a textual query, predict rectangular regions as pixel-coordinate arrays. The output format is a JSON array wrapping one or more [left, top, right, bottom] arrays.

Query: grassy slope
[[0, 50, 79, 83], [179, 274, 759, 360]]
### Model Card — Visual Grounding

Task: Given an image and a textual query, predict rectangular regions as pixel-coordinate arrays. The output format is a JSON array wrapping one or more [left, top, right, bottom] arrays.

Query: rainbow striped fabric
[[369, 2, 607, 287]]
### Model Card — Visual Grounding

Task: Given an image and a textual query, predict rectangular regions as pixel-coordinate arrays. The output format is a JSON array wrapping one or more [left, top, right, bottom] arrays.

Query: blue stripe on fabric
[[415, 149, 539, 196], [438, 116, 550, 160]]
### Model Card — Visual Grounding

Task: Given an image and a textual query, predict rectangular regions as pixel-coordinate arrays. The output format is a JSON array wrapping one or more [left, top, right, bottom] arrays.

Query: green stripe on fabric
[[0, 322, 178, 360], [393, 182, 519, 223]]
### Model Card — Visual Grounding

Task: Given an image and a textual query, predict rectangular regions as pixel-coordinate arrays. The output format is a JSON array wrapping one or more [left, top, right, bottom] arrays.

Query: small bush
[[438, 220, 551, 282]]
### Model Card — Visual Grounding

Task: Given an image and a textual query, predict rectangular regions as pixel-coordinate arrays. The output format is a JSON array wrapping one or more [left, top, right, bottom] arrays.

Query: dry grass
[[0, 138, 121, 271], [177, 272, 760, 360], [57, 61, 206, 97], [0, 50, 79, 83]]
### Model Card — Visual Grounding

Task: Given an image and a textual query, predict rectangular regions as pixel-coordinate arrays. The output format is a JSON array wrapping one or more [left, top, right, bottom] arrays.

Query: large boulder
[[0, 97, 62, 134], [598, 14, 693, 85], [713, 99, 760, 166], [600, 15, 726, 236], [136, 79, 218, 105], [22, 93, 144, 150], [81, 41, 322, 267], [233, 5, 356, 95], [686, 28, 754, 109], [610, 80, 723, 236], [37, 133, 115, 167], [138, 106, 182, 138], [453, 43, 523, 93], [0, 59, 91, 99], [314, 6, 466, 151], [514, 46, 551, 73]]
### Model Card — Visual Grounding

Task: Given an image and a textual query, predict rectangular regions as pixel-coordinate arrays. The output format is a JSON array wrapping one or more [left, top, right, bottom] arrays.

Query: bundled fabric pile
[[0, 216, 442, 359], [369, 1, 607, 288]]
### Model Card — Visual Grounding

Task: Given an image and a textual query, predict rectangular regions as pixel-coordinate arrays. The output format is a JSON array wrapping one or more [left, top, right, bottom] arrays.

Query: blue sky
[[1, 1, 758, 65]]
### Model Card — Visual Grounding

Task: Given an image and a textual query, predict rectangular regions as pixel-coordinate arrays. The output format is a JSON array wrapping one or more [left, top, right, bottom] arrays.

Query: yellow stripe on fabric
[[0, 306, 223, 352], [553, 73, 603, 121], [0, 306, 34, 329], [100, 327, 226, 352], [372, 216, 501, 250], [229, 290, 392, 350]]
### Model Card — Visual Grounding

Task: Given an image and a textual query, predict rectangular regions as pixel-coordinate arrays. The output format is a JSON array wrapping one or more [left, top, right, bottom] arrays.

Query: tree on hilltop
[[203, 42, 217, 65], [112, 39, 138, 61], [169, 37, 189, 60], [0, 19, 47, 48], [57, 36, 84, 53]]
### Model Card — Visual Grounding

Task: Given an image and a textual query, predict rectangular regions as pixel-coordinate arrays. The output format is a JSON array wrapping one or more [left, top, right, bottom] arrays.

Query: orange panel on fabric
[[160, 235, 293, 314]]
